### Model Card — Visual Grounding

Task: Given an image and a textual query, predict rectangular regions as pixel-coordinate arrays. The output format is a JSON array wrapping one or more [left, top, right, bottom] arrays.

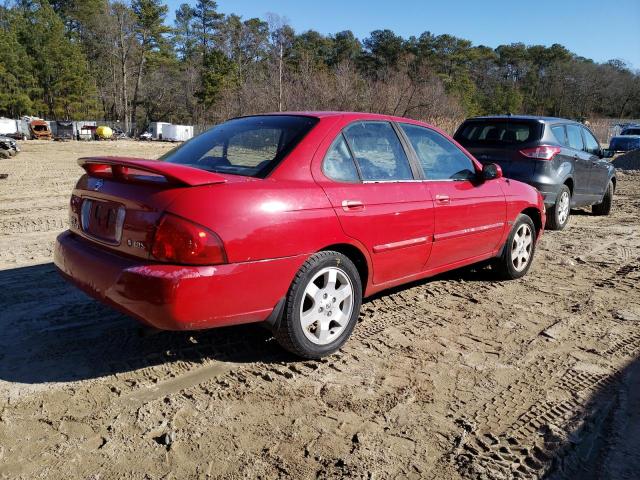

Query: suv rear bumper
[[527, 180, 561, 207], [54, 231, 306, 330]]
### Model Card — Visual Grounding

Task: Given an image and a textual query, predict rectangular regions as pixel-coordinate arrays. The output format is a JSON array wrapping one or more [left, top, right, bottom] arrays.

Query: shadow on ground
[[0, 263, 287, 384], [546, 354, 640, 479], [0, 260, 501, 385]]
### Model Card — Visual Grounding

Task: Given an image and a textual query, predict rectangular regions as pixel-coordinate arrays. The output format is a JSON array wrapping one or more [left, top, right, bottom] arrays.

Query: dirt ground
[[0, 140, 639, 479]]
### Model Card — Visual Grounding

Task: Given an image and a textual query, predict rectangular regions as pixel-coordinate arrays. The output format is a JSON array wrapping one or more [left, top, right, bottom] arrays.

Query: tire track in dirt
[[449, 251, 640, 479]]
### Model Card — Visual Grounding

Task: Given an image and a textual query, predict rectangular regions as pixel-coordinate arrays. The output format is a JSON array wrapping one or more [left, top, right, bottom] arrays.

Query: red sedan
[[55, 112, 545, 358]]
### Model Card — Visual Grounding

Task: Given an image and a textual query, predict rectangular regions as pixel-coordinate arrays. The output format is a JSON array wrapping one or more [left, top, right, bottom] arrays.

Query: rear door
[[565, 124, 591, 203], [317, 121, 434, 285], [400, 123, 506, 270], [581, 126, 610, 198]]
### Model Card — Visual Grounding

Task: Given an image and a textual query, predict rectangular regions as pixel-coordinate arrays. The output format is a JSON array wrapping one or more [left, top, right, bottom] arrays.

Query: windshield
[[160, 115, 318, 178], [621, 128, 640, 136], [454, 120, 542, 146]]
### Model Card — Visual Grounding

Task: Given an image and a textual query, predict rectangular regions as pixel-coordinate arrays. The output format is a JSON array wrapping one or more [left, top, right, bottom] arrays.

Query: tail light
[[70, 194, 82, 214], [151, 214, 227, 265], [519, 145, 561, 160]]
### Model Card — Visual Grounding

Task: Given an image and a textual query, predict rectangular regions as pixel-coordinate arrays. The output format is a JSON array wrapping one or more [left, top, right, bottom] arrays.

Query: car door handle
[[435, 195, 450, 205], [341, 200, 364, 211]]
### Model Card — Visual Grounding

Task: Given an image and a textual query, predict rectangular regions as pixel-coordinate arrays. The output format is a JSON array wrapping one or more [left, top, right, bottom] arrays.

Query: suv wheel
[[493, 214, 537, 280], [546, 185, 571, 230], [275, 251, 362, 359], [592, 180, 613, 216]]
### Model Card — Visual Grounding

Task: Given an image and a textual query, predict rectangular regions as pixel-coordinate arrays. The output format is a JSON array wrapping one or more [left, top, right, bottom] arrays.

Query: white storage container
[[163, 124, 194, 142]]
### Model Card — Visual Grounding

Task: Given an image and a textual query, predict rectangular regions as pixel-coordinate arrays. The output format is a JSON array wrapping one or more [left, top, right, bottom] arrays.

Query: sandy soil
[[0, 140, 639, 479]]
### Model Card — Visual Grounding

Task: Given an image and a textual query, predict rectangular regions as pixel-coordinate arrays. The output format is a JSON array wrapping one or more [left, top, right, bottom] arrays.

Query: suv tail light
[[151, 214, 227, 265], [519, 145, 561, 161]]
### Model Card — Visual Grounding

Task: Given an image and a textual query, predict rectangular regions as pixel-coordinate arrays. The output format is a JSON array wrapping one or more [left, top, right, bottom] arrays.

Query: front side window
[[565, 124, 584, 151], [342, 122, 413, 181], [322, 134, 359, 182], [160, 115, 318, 178], [582, 128, 600, 154], [401, 123, 476, 180]]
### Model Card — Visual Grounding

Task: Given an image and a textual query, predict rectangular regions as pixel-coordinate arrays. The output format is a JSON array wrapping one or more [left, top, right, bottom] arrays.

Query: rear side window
[[566, 124, 584, 150], [323, 134, 359, 182], [401, 123, 476, 180], [160, 115, 318, 178], [342, 122, 413, 181], [551, 125, 568, 146], [455, 121, 541, 146]]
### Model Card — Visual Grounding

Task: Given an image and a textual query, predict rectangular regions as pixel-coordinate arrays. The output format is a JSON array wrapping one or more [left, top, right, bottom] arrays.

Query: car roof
[[243, 111, 426, 123], [464, 114, 581, 124]]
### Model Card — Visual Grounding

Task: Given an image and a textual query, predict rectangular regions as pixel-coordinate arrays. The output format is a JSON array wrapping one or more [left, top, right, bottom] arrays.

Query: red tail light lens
[[151, 214, 227, 265], [519, 145, 561, 160]]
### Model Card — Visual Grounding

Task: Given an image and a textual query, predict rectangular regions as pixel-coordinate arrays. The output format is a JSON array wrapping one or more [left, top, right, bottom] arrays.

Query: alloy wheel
[[557, 191, 570, 225], [299, 266, 354, 345], [511, 224, 533, 272]]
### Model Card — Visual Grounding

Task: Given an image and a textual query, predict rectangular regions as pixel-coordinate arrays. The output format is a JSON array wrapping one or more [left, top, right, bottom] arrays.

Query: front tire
[[493, 214, 537, 280], [275, 251, 362, 359], [592, 180, 613, 216], [546, 184, 571, 230]]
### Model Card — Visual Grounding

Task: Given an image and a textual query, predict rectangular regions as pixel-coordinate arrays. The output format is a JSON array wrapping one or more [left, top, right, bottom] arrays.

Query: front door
[[582, 126, 610, 198], [398, 123, 506, 270], [317, 121, 435, 285], [565, 124, 592, 204]]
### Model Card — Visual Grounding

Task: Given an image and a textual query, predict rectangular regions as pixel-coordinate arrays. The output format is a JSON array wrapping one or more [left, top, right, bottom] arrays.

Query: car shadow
[[0, 260, 503, 385], [0, 263, 291, 385]]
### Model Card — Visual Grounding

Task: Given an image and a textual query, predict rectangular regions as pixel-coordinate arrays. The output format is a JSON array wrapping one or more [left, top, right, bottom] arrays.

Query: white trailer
[[0, 118, 19, 136], [149, 122, 170, 140], [162, 124, 194, 142]]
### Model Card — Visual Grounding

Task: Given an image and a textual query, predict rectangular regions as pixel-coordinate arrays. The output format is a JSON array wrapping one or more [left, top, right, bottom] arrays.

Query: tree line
[[1, 0, 639, 134]]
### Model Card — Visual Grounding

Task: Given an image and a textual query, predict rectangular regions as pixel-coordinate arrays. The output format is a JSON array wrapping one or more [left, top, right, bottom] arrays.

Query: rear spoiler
[[78, 157, 227, 187]]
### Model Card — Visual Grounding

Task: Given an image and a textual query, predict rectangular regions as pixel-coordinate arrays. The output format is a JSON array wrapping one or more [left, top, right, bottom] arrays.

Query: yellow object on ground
[[96, 126, 113, 139]]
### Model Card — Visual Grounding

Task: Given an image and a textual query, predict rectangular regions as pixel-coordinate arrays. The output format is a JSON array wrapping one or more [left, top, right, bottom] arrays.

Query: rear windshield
[[621, 128, 640, 136], [454, 120, 542, 146], [160, 115, 318, 178], [610, 136, 640, 151]]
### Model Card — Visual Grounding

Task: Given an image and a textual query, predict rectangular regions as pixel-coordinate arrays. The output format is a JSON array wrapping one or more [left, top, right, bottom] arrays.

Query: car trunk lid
[[70, 157, 231, 260]]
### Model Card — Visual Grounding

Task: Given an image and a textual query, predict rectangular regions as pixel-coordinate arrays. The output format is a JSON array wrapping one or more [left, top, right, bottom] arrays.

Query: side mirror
[[600, 148, 614, 159], [482, 163, 502, 180]]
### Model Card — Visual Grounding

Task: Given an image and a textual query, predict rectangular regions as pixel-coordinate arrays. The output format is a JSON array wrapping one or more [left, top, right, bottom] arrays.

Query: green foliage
[[197, 49, 234, 107], [0, 14, 36, 116], [10, 0, 96, 119], [0, 1, 638, 123]]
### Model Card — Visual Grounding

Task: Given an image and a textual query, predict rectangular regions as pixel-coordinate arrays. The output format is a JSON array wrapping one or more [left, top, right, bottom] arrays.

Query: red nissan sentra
[[55, 112, 545, 358]]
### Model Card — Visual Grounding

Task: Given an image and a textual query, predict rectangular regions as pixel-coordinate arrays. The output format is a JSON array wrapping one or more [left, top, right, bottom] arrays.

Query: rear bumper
[[54, 231, 306, 330], [527, 180, 561, 207]]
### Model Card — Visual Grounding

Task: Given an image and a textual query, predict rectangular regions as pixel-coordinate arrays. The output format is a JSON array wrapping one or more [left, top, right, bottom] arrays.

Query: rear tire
[[493, 214, 537, 280], [275, 251, 362, 359], [546, 184, 571, 230], [592, 180, 613, 216]]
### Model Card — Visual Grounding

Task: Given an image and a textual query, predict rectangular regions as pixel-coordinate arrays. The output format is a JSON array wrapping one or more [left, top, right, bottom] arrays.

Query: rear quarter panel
[[164, 179, 351, 264], [501, 178, 545, 237]]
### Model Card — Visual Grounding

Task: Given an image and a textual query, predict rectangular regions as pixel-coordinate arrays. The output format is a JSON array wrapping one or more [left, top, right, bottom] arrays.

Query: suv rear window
[[160, 115, 318, 178], [454, 120, 542, 146]]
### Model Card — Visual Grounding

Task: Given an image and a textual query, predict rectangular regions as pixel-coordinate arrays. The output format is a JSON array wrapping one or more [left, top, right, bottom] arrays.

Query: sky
[[164, 0, 640, 69]]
